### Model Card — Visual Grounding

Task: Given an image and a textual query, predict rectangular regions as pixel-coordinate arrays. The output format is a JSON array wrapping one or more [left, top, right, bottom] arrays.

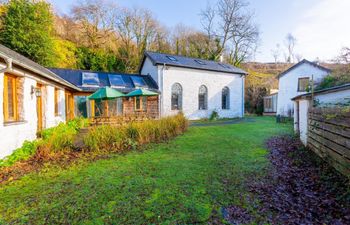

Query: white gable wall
[[161, 66, 244, 120], [0, 66, 67, 159], [277, 63, 329, 116]]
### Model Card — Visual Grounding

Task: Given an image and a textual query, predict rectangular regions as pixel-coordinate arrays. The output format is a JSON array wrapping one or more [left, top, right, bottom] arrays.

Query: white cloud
[[293, 0, 350, 62]]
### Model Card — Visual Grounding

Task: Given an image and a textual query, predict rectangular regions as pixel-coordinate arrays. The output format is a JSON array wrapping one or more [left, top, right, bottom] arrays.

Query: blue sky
[[49, 0, 350, 63]]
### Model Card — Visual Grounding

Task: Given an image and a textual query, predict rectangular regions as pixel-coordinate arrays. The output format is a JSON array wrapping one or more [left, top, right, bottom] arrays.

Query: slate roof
[[49, 68, 159, 93], [0, 44, 80, 90], [292, 83, 350, 101], [140, 51, 248, 75], [277, 59, 331, 79]]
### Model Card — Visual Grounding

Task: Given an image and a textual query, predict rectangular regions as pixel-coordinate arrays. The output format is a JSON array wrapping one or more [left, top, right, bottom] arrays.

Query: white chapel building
[[139, 51, 248, 120]]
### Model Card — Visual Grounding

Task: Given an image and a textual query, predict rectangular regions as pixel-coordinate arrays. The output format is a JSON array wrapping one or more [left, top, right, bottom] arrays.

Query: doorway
[[36, 83, 43, 131]]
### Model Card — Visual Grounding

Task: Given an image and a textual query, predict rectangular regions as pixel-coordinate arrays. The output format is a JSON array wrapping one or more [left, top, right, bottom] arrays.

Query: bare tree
[[71, 0, 117, 49], [200, 0, 259, 64], [337, 47, 350, 63], [294, 53, 303, 62], [284, 33, 296, 63], [271, 44, 281, 63]]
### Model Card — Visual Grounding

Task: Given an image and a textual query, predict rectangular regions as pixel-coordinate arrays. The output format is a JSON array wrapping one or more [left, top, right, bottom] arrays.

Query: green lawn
[[0, 117, 292, 224]]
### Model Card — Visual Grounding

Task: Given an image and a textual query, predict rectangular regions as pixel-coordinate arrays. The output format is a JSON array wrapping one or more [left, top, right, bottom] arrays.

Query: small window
[[54, 88, 59, 116], [3, 74, 18, 122], [222, 87, 230, 110], [194, 59, 206, 65], [166, 56, 178, 61], [131, 76, 146, 87], [171, 83, 182, 110], [198, 85, 208, 110], [135, 96, 147, 111], [82, 72, 99, 86], [109, 75, 125, 87], [298, 77, 310, 92]]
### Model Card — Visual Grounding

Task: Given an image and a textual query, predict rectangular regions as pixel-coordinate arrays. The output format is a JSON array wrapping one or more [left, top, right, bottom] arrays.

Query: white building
[[292, 83, 350, 146], [139, 52, 247, 120], [276, 59, 331, 116], [0, 44, 80, 158]]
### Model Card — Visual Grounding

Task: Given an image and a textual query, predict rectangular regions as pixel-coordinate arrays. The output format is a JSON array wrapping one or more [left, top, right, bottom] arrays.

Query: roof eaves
[[277, 59, 331, 79]]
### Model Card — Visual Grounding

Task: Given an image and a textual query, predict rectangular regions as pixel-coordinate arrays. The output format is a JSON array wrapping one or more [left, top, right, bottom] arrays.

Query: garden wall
[[308, 107, 350, 176]]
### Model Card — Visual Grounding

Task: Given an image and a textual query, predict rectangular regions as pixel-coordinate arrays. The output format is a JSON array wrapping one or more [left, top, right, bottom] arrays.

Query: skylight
[[166, 56, 178, 62], [82, 72, 99, 86], [218, 63, 231, 69], [195, 59, 206, 65], [108, 74, 125, 87], [131, 76, 146, 87]]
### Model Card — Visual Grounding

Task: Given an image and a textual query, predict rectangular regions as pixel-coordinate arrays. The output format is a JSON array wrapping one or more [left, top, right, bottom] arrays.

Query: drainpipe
[[159, 63, 166, 118], [241, 75, 245, 117]]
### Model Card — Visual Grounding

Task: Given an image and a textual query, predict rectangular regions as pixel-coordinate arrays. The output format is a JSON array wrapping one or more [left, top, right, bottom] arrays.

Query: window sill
[[3, 120, 27, 126]]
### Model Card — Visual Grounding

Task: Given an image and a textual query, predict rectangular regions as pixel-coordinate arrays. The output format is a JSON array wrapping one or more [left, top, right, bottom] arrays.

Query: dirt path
[[223, 136, 350, 224]]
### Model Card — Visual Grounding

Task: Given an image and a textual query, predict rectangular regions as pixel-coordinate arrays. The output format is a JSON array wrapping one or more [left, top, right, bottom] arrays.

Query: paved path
[[190, 117, 256, 127]]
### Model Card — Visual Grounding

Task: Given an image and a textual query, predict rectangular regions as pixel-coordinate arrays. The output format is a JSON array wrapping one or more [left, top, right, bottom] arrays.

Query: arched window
[[171, 83, 182, 110], [198, 85, 208, 110], [222, 87, 230, 109]]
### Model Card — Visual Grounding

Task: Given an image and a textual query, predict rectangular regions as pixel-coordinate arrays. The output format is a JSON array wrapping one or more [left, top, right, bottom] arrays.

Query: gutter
[[0, 52, 81, 91], [0, 56, 13, 74]]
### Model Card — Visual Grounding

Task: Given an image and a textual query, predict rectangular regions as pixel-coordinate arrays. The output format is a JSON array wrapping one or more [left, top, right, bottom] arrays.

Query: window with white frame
[[198, 85, 208, 110], [171, 83, 182, 110], [222, 87, 230, 109]]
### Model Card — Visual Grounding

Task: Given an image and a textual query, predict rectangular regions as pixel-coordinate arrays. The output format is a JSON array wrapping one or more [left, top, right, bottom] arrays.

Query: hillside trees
[[0, 0, 56, 66]]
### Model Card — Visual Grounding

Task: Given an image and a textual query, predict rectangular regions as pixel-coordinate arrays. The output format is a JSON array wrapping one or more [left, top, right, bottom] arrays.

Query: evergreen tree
[[0, 0, 55, 66]]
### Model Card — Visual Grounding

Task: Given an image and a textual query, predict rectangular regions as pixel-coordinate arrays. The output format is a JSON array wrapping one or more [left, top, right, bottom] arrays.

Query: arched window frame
[[171, 83, 183, 110], [222, 87, 230, 110], [198, 85, 208, 110]]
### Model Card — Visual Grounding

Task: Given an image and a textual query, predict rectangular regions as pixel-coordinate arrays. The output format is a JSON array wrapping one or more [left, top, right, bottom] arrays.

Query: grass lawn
[[0, 117, 292, 224]]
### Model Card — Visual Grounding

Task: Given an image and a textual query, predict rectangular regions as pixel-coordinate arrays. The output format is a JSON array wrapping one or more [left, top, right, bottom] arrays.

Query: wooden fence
[[308, 107, 350, 176]]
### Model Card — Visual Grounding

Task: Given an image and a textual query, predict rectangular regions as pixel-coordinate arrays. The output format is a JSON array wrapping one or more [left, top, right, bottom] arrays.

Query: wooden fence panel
[[308, 107, 350, 177]]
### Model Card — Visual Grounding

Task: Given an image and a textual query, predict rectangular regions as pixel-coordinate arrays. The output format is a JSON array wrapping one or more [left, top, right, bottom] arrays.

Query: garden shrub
[[84, 113, 188, 152], [0, 140, 39, 167], [209, 110, 219, 121], [0, 117, 88, 167]]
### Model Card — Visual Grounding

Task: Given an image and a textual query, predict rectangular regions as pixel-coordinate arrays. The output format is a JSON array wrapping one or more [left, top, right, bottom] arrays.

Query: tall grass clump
[[84, 113, 188, 152]]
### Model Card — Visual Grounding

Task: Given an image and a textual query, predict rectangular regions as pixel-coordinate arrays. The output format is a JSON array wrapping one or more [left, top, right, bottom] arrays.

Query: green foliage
[[0, 117, 292, 224], [0, 140, 38, 167], [0, 0, 55, 66], [317, 65, 350, 90], [209, 110, 219, 121], [0, 118, 88, 167], [75, 47, 124, 72], [53, 39, 77, 68]]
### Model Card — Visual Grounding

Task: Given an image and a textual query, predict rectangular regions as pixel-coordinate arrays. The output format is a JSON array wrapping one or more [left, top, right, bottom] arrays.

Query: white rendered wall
[[315, 89, 350, 106], [277, 63, 329, 116], [295, 99, 310, 146], [140, 58, 159, 83], [161, 66, 244, 120], [0, 69, 67, 159]]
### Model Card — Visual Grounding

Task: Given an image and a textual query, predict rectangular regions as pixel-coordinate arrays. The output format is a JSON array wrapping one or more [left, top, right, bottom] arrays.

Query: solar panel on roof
[[194, 59, 206, 65], [82, 72, 99, 86], [131, 76, 146, 87], [108, 74, 125, 87], [218, 63, 231, 69], [166, 56, 178, 61]]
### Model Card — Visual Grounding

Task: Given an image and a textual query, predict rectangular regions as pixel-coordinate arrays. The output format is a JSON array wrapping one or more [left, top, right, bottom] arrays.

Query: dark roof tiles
[[141, 51, 247, 75]]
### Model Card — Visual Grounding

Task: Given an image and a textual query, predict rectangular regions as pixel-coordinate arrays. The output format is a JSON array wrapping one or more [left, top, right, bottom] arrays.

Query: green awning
[[88, 87, 125, 100], [126, 89, 159, 97]]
